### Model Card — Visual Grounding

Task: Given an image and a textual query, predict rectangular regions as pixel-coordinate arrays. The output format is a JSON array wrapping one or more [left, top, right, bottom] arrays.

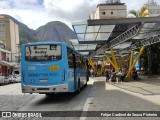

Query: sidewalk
[[84, 77, 160, 120], [110, 78, 160, 95]]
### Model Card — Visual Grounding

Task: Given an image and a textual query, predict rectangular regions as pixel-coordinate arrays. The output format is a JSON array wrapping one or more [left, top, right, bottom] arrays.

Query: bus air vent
[[37, 88, 49, 90]]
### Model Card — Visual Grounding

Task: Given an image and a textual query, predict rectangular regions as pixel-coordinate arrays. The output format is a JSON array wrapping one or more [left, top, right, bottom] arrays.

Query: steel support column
[[126, 46, 145, 77], [110, 48, 119, 72], [129, 51, 134, 71], [103, 51, 119, 72], [88, 59, 97, 74]]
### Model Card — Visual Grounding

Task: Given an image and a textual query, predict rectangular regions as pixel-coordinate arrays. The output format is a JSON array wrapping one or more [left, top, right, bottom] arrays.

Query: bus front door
[[73, 53, 77, 91]]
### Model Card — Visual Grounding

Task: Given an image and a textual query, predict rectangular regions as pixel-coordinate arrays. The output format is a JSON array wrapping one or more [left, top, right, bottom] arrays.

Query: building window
[[0, 21, 5, 27], [6, 53, 11, 62], [149, 9, 160, 15], [2, 52, 6, 61], [111, 12, 113, 15], [156, 10, 160, 14], [0, 31, 5, 37], [102, 12, 106, 15], [0, 43, 5, 49]]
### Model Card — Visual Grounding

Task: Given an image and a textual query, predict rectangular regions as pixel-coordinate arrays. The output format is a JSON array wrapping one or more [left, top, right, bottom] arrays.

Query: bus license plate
[[50, 66, 59, 71], [40, 79, 48, 82]]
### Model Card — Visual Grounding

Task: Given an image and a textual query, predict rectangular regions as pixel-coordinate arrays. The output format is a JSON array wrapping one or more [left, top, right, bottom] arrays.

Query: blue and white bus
[[21, 42, 89, 94]]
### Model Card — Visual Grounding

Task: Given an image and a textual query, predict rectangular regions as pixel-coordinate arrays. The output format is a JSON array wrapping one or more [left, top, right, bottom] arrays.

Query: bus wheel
[[85, 77, 88, 87], [77, 78, 81, 93], [84, 82, 87, 87], [45, 93, 54, 96]]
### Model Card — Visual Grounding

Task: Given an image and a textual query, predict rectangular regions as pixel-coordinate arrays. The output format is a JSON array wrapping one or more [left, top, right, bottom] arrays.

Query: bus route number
[[50, 66, 59, 71]]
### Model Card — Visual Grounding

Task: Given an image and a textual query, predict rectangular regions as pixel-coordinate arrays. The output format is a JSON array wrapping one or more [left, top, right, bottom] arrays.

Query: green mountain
[[35, 21, 76, 43], [1, 14, 76, 44]]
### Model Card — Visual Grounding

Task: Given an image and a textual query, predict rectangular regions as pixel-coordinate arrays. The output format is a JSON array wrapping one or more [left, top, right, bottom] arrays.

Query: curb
[[80, 82, 95, 120]]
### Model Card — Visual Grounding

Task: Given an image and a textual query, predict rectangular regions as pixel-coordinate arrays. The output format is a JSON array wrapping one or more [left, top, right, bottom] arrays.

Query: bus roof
[[22, 42, 67, 46]]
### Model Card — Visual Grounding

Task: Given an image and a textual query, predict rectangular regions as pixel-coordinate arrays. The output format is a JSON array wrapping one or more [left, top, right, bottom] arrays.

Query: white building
[[0, 15, 20, 76], [146, 0, 160, 17], [90, 0, 127, 20]]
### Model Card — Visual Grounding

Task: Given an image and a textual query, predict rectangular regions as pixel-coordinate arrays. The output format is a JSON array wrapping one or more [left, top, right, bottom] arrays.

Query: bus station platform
[[82, 77, 160, 120]]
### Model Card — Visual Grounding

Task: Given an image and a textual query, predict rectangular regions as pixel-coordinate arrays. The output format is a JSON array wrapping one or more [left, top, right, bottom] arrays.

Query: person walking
[[132, 68, 138, 80], [105, 70, 110, 82], [109, 69, 116, 83], [90, 69, 93, 77], [119, 69, 125, 82]]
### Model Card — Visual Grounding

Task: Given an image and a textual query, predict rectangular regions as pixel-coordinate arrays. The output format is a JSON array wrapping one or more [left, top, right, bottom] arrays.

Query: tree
[[128, 5, 149, 17], [128, 5, 150, 75]]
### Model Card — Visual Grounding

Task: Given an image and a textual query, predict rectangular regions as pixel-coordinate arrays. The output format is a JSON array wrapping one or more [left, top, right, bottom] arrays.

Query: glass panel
[[94, 55, 104, 58], [80, 52, 89, 55], [85, 33, 97, 41], [76, 55, 81, 68], [73, 44, 96, 50], [78, 45, 88, 50], [77, 34, 85, 40], [96, 33, 110, 40], [135, 23, 157, 39], [67, 48, 74, 68], [87, 44, 97, 50], [25, 44, 61, 61], [73, 25, 87, 33], [78, 39, 85, 42], [73, 45, 79, 50], [86, 26, 100, 32], [100, 25, 115, 32]]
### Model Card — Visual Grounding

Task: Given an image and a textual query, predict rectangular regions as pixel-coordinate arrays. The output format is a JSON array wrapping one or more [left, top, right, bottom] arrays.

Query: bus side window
[[81, 58, 86, 69], [78, 57, 85, 69], [76, 55, 81, 68], [67, 48, 74, 68]]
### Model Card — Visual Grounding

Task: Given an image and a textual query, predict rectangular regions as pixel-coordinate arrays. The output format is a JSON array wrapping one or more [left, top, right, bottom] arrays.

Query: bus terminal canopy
[[71, 16, 160, 59]]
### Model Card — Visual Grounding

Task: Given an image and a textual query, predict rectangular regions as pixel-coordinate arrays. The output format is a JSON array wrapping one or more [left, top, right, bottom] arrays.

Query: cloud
[[0, 0, 12, 9], [0, 0, 98, 29], [0, 0, 160, 30], [0, 0, 46, 29], [12, 0, 39, 9], [0, 8, 53, 29], [43, 0, 98, 21], [0, 0, 40, 9]]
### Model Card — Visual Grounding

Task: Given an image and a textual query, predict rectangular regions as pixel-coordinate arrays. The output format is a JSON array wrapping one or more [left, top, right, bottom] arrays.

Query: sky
[[0, 0, 160, 30]]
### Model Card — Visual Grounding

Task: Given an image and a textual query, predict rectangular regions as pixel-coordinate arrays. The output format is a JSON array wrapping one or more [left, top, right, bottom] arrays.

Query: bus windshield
[[25, 44, 61, 61]]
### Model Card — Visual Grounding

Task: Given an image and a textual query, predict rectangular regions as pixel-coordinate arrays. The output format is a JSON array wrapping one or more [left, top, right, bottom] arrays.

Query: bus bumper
[[21, 84, 68, 93]]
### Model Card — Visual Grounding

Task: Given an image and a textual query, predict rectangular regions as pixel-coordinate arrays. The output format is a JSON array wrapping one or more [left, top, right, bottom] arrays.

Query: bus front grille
[[37, 88, 49, 90]]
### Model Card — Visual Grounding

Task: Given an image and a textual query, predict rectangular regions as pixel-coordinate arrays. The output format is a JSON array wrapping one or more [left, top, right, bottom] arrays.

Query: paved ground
[[0, 83, 37, 112], [0, 81, 94, 120], [112, 79, 160, 95], [82, 77, 160, 120], [0, 83, 23, 95], [1, 78, 160, 120]]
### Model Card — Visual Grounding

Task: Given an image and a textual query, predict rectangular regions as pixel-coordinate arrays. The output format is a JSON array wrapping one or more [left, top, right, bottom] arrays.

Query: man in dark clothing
[[105, 70, 110, 82], [132, 68, 138, 80]]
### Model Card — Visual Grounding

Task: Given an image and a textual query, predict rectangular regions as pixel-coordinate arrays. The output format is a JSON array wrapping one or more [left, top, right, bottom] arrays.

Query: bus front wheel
[[45, 93, 55, 96]]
